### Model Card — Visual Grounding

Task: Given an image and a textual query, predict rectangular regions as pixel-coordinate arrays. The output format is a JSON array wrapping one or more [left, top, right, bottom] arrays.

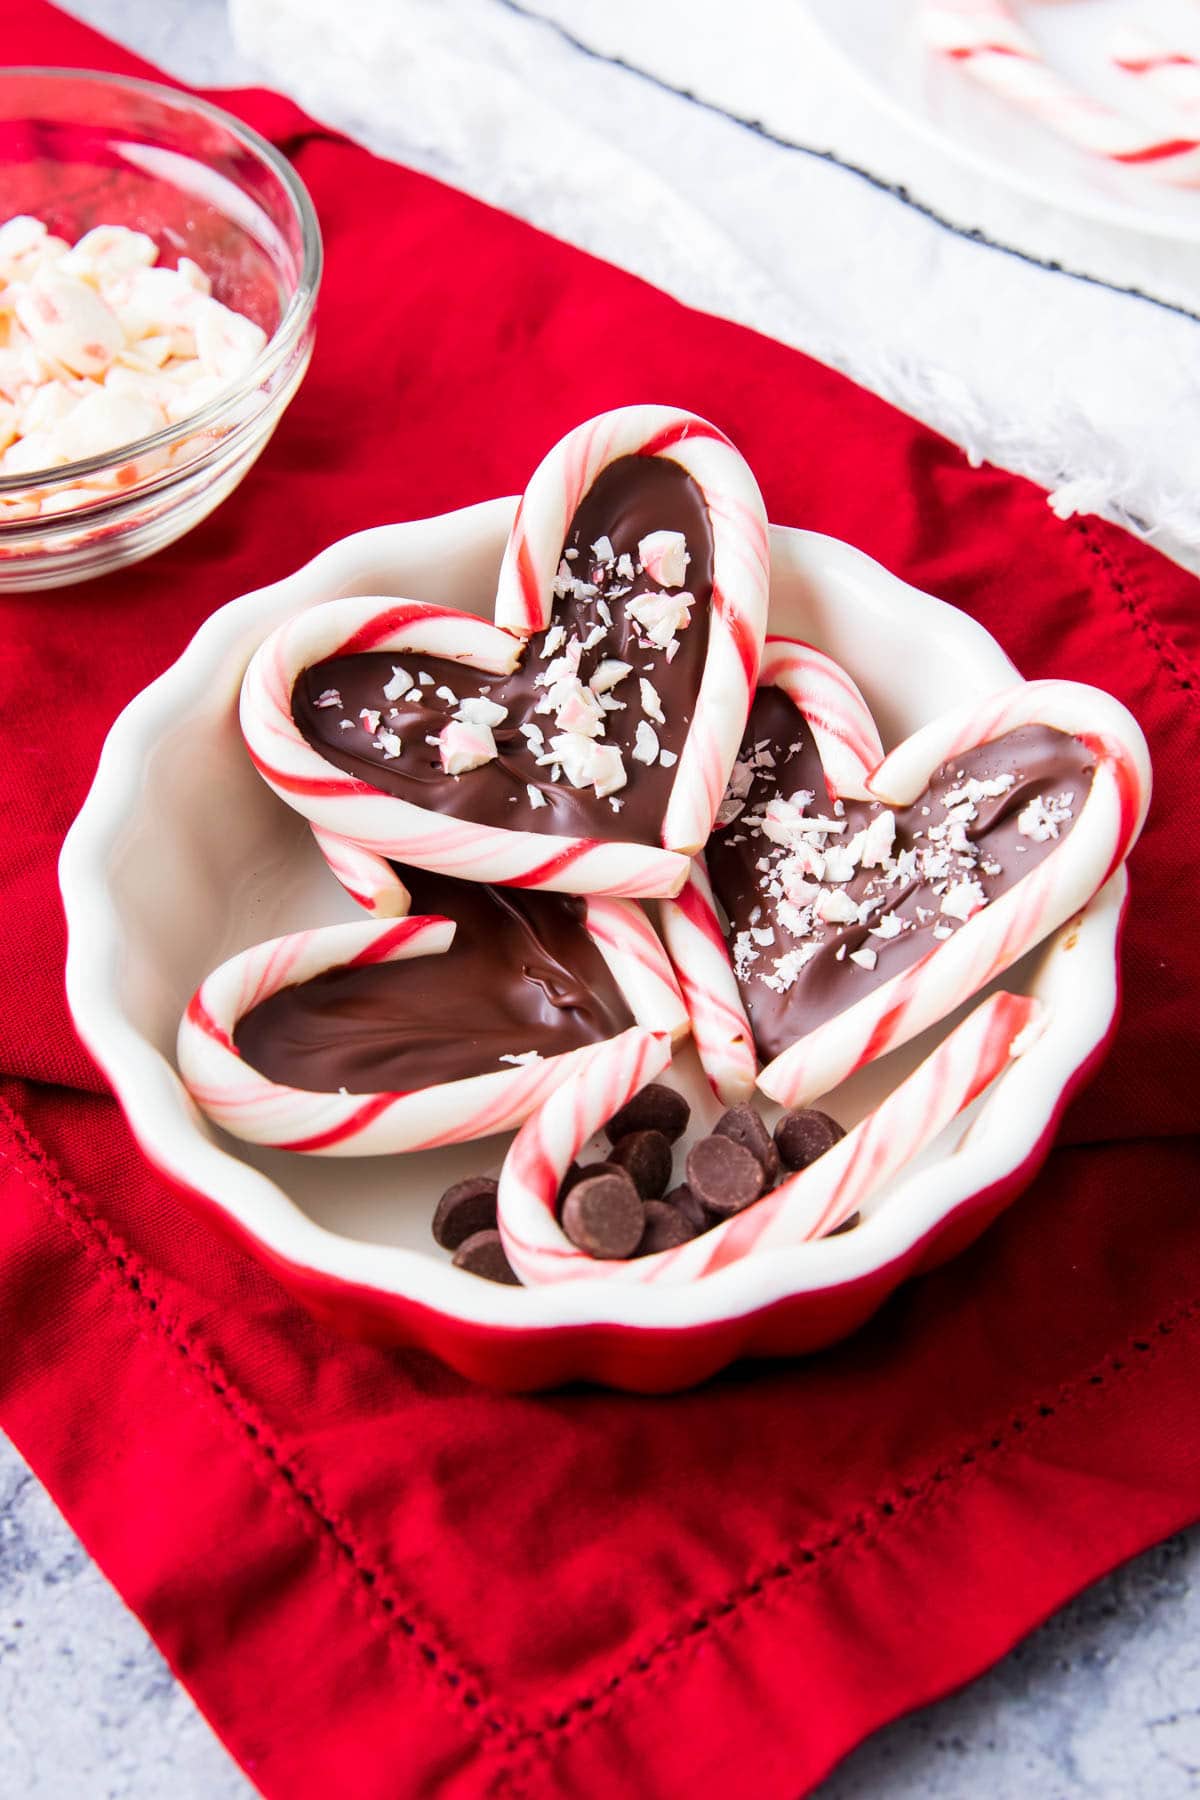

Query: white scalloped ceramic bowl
[[59, 504, 1127, 1391]]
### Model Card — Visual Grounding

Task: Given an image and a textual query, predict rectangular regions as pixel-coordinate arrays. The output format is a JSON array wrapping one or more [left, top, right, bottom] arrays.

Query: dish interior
[[91, 505, 1107, 1277]]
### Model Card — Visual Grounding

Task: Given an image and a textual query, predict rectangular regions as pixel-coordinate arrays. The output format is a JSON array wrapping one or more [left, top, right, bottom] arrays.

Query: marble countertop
[[3, 1, 1199, 1794]]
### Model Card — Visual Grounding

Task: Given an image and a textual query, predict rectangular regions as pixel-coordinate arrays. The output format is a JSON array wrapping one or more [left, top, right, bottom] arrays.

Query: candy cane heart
[[177, 892, 689, 1155], [758, 679, 1149, 1107], [240, 405, 770, 898], [497, 992, 1042, 1286], [659, 638, 884, 1104]]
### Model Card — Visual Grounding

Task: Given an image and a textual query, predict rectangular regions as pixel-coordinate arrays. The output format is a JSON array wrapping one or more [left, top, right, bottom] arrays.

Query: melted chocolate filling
[[233, 868, 635, 1094], [292, 455, 713, 846], [707, 689, 1096, 1062]]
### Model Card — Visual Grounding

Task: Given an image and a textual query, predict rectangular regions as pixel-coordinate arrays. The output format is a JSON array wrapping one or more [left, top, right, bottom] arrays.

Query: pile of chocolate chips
[[433, 1085, 850, 1283]]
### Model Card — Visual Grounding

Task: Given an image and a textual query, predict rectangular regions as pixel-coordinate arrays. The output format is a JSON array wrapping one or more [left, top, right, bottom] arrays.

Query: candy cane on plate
[[496, 404, 771, 857], [920, 0, 1200, 183], [240, 592, 689, 899], [177, 897, 690, 1156], [498, 992, 1041, 1286], [659, 639, 885, 1104], [310, 825, 412, 918], [1109, 26, 1200, 113], [758, 678, 1150, 1108]]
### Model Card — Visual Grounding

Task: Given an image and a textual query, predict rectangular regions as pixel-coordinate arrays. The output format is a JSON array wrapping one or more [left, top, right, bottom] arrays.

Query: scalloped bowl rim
[[59, 503, 1123, 1336]]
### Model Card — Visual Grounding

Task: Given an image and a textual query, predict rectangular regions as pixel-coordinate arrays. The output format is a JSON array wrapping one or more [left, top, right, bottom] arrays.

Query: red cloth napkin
[[3, 6, 1200, 1797]]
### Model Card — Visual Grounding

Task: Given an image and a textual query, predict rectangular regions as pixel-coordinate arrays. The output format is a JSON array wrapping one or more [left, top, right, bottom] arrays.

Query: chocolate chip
[[774, 1109, 846, 1171], [607, 1128, 673, 1199], [432, 1176, 499, 1250], [685, 1134, 764, 1219], [606, 1081, 690, 1145], [829, 1211, 860, 1237], [451, 1229, 520, 1284], [664, 1182, 708, 1234], [557, 1159, 624, 1216], [713, 1103, 779, 1185], [561, 1171, 645, 1259], [637, 1199, 697, 1256]]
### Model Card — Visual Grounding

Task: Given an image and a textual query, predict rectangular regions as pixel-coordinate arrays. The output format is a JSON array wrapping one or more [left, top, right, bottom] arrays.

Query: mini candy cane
[[497, 404, 771, 857], [756, 635, 884, 803], [240, 591, 691, 899], [657, 854, 757, 1105], [1109, 27, 1200, 112], [583, 896, 690, 1046], [497, 992, 1040, 1286], [177, 896, 690, 1156], [759, 678, 1150, 1108], [310, 825, 412, 917], [659, 639, 884, 1104], [921, 0, 1200, 183]]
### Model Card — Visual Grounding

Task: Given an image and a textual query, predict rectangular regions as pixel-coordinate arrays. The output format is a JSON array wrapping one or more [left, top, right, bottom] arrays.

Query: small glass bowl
[[0, 68, 322, 590]]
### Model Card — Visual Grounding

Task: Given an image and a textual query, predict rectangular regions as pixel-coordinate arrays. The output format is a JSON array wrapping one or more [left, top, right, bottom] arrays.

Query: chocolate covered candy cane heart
[[239, 406, 769, 898], [662, 639, 1151, 1107], [177, 869, 688, 1156]]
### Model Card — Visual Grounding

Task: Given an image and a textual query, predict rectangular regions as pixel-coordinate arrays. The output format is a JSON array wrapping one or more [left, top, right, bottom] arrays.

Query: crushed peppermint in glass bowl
[[0, 68, 321, 589]]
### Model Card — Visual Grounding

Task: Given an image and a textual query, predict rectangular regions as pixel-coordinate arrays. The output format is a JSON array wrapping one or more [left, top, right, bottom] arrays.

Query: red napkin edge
[[5, 1097, 1200, 1799]]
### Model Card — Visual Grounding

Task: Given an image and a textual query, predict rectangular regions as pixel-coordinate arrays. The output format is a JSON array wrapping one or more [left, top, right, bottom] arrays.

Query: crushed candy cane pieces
[[0, 216, 268, 485]]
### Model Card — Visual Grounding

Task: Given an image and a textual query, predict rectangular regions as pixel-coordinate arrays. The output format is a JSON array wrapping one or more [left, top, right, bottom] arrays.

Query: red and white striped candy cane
[[659, 639, 884, 1104], [759, 678, 1150, 1108], [1110, 26, 1200, 113], [177, 897, 690, 1155], [497, 992, 1041, 1286], [582, 896, 690, 1046], [240, 593, 689, 898], [311, 825, 412, 918], [756, 635, 885, 803], [921, 0, 1200, 183], [657, 854, 757, 1105], [496, 405, 771, 856]]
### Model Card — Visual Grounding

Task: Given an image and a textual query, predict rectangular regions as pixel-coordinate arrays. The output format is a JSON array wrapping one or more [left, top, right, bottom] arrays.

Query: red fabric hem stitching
[[510, 1293, 1198, 1749], [1072, 518, 1200, 707], [0, 1100, 514, 1748], [4, 1098, 1199, 1758]]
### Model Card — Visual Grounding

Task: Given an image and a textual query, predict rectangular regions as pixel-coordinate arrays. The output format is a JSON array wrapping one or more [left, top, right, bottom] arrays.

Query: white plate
[[803, 0, 1200, 243]]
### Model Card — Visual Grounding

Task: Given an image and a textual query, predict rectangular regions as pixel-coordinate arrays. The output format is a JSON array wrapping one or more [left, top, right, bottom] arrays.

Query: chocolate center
[[233, 868, 635, 1093], [707, 688, 1096, 1062], [292, 455, 713, 846]]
